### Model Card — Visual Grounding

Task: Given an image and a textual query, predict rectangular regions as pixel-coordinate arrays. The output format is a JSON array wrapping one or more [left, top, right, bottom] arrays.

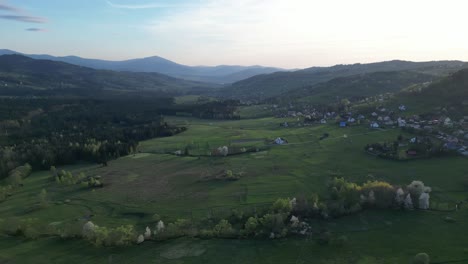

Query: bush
[[412, 253, 430, 264], [243, 217, 259, 236], [272, 198, 292, 214], [213, 219, 235, 238]]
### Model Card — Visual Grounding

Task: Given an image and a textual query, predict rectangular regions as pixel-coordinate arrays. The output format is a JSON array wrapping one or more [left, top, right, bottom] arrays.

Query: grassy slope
[[0, 116, 467, 263]]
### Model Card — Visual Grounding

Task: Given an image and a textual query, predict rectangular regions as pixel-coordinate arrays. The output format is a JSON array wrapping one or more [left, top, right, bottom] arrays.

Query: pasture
[[0, 115, 467, 263]]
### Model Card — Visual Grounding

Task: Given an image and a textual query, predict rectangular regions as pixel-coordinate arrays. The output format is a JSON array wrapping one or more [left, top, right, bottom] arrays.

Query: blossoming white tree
[[290, 215, 299, 228], [395, 188, 405, 205], [154, 220, 165, 235], [404, 194, 413, 210], [137, 234, 144, 244], [82, 221, 96, 239], [418, 192, 430, 210], [144, 226, 151, 239], [217, 146, 229, 156]]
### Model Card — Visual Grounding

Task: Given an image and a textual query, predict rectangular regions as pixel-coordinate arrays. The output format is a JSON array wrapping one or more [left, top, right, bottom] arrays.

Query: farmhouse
[[274, 137, 288, 145], [370, 122, 380, 129]]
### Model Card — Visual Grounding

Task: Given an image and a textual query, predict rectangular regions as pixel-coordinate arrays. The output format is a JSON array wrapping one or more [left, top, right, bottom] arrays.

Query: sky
[[1, 0, 468, 68]]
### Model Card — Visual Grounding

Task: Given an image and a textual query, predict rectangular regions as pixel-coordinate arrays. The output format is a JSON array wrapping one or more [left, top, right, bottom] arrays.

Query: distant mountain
[[0, 54, 217, 96], [0, 49, 283, 84], [277, 71, 436, 105], [224, 60, 468, 100]]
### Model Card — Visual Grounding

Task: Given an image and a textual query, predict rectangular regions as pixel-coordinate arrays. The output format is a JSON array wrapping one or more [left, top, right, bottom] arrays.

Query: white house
[[399, 105, 407, 111], [444, 117, 453, 127], [370, 122, 380, 129], [275, 137, 287, 145]]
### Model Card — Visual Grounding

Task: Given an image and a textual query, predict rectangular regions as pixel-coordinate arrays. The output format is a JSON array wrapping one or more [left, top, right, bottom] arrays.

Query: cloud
[[25, 28, 46, 32], [0, 0, 47, 24], [145, 0, 468, 67], [0, 15, 46, 23], [0, 3, 20, 12], [106, 0, 189, 9]]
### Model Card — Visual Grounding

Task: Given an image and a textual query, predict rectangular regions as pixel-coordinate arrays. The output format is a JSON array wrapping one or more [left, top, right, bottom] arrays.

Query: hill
[[0, 49, 283, 84], [276, 71, 436, 105], [392, 68, 468, 116], [0, 55, 217, 96], [224, 60, 467, 100]]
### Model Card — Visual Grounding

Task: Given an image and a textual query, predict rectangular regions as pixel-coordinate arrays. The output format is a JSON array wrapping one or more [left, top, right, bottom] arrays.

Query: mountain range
[[0, 49, 283, 84], [0, 54, 217, 97]]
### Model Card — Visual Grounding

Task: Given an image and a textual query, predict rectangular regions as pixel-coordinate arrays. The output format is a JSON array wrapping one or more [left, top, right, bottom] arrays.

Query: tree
[[144, 226, 151, 239], [244, 217, 259, 236], [82, 221, 96, 239], [154, 220, 165, 235], [419, 193, 430, 210], [213, 219, 234, 238], [404, 194, 413, 210], [136, 234, 144, 244], [395, 188, 405, 205], [272, 198, 292, 214], [407, 181, 431, 208], [413, 253, 430, 264]]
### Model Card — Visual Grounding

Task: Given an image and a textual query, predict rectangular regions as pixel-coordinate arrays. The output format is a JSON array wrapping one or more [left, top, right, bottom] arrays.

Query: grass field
[[1, 115, 467, 263]]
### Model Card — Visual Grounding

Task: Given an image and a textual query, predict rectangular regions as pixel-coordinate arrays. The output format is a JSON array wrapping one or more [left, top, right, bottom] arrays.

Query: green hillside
[[391, 68, 468, 116], [0, 55, 218, 96], [276, 71, 435, 105], [223, 60, 467, 100]]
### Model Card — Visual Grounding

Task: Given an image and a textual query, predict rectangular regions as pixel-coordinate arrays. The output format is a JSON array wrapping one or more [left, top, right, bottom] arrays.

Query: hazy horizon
[[1, 0, 468, 68]]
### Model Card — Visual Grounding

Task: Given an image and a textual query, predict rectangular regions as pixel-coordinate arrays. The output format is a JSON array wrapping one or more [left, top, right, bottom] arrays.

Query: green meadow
[[1, 115, 467, 263]]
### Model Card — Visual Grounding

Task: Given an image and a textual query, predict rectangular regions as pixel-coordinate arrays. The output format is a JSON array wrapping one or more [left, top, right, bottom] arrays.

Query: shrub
[[244, 217, 259, 236], [213, 219, 235, 238], [272, 198, 292, 214], [412, 253, 430, 264]]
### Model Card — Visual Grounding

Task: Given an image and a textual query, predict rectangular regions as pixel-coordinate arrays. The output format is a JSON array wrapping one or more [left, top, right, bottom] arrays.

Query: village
[[273, 102, 468, 158]]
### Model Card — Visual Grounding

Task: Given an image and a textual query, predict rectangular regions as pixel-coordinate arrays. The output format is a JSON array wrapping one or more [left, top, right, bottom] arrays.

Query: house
[[358, 114, 365, 120], [384, 116, 391, 122], [347, 117, 356, 123], [406, 150, 418, 156], [410, 137, 418, 143], [398, 118, 407, 127], [371, 112, 378, 117], [445, 142, 459, 150], [340, 121, 347, 127], [399, 105, 407, 111], [320, 119, 327, 124], [444, 117, 453, 127], [370, 122, 380, 129], [274, 137, 288, 145]]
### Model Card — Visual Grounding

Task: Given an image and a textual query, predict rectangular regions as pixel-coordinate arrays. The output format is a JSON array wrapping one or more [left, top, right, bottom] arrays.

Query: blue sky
[[1, 0, 468, 68]]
